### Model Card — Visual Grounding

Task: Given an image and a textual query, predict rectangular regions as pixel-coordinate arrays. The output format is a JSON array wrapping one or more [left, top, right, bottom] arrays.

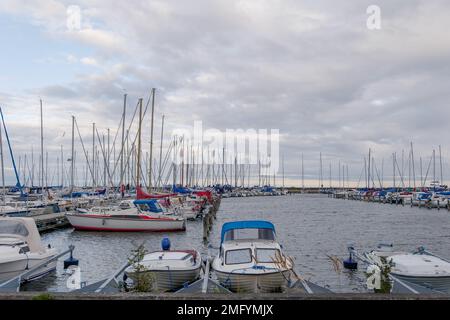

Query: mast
[[301, 153, 304, 191], [393, 153, 396, 189], [181, 135, 184, 186], [329, 162, 332, 189], [433, 149, 436, 184], [60, 145, 64, 188], [70, 116, 75, 194], [319, 152, 323, 188], [92, 122, 96, 189], [439, 145, 443, 184], [107, 128, 110, 190], [158, 114, 165, 189], [136, 98, 143, 188], [40, 99, 44, 195], [120, 94, 127, 197], [0, 115, 5, 204], [148, 88, 156, 191], [103, 134, 106, 187], [0, 107, 23, 196], [367, 148, 371, 189], [411, 142, 416, 189]]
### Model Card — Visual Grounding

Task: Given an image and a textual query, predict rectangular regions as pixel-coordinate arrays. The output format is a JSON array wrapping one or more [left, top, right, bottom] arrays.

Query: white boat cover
[[389, 254, 450, 277]]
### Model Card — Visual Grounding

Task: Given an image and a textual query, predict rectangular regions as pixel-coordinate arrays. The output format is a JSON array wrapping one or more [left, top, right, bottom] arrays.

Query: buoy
[[161, 237, 171, 251], [64, 247, 79, 269], [343, 253, 358, 270]]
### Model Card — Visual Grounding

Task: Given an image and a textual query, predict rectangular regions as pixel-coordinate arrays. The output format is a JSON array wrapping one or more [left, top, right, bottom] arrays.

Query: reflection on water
[[24, 194, 450, 293]]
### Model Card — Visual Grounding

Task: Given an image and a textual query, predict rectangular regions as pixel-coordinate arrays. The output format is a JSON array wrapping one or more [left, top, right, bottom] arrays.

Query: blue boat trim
[[220, 220, 276, 244]]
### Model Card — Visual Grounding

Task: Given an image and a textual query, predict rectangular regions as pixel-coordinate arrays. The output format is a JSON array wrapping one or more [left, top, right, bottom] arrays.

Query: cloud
[[1, 0, 450, 186]]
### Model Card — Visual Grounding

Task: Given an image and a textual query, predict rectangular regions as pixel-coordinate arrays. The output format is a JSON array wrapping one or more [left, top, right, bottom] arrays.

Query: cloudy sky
[[1, 0, 450, 187]]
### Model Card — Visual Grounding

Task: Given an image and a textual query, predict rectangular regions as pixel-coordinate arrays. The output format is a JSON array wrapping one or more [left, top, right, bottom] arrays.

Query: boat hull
[[66, 214, 186, 232], [0, 256, 57, 283], [126, 267, 201, 292], [214, 269, 292, 293], [392, 273, 450, 293]]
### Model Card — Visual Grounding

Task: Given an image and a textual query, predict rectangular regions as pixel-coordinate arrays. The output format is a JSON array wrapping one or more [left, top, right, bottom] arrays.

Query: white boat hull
[[214, 269, 292, 293], [0, 255, 57, 283], [127, 267, 201, 292], [392, 273, 450, 293], [66, 214, 186, 232]]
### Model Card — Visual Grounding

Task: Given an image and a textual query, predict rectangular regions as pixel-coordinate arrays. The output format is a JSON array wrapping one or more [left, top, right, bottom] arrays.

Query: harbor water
[[24, 194, 450, 293]]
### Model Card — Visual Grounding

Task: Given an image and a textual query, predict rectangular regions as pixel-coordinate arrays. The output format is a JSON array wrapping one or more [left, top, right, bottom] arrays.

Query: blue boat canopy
[[220, 220, 276, 244], [133, 199, 163, 213]]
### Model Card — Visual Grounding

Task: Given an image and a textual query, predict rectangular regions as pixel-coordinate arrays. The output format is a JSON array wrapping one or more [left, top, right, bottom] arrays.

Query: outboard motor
[[161, 237, 171, 251]]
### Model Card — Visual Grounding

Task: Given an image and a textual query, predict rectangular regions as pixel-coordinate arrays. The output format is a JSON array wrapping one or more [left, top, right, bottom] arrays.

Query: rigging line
[[394, 156, 406, 188], [74, 118, 95, 184], [109, 93, 153, 183], [95, 128, 115, 187], [422, 155, 433, 188], [108, 92, 152, 167], [373, 160, 383, 189], [356, 162, 364, 189], [157, 140, 175, 187]]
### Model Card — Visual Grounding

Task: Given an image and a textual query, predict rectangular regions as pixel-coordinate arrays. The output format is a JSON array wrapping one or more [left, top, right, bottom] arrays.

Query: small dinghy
[[0, 217, 58, 282], [124, 238, 202, 292], [212, 220, 293, 293]]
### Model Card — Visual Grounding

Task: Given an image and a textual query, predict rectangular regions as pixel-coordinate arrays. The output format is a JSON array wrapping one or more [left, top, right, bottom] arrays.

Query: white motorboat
[[66, 207, 186, 232], [212, 220, 293, 293], [363, 245, 450, 293], [0, 217, 58, 282], [124, 239, 202, 292]]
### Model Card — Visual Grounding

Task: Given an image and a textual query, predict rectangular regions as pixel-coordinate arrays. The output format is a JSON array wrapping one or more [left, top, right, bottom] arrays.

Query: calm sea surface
[[24, 194, 450, 293]]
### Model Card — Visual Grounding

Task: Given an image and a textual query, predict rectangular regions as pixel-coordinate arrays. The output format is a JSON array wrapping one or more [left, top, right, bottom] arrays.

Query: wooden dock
[[33, 212, 71, 233]]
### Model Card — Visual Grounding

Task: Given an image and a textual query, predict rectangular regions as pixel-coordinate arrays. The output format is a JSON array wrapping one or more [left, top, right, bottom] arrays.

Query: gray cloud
[[1, 0, 450, 186]]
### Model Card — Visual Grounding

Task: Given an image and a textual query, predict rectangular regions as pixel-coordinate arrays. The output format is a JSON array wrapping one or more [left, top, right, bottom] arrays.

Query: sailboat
[[66, 98, 186, 232]]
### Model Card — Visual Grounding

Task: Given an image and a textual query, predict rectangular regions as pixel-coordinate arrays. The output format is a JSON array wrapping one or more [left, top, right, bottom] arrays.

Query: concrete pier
[[0, 292, 449, 300]]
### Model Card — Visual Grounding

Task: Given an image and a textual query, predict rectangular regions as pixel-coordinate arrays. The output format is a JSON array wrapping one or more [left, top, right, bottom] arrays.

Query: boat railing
[[94, 261, 130, 293]]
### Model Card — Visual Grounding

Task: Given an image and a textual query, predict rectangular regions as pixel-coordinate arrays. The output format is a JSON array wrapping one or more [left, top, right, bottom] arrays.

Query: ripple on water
[[23, 194, 450, 293]]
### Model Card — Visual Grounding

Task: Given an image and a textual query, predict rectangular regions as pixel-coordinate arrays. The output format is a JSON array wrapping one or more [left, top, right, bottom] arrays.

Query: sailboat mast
[[148, 88, 156, 191], [136, 98, 143, 187], [0, 117, 5, 204], [158, 114, 165, 189], [120, 94, 127, 196], [439, 145, 443, 184], [70, 116, 75, 194], [40, 99, 44, 195], [411, 142, 416, 189], [92, 122, 96, 189]]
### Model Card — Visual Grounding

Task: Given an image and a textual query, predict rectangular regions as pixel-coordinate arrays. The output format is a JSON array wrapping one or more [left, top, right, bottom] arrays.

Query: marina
[[1, 2, 450, 312], [0, 193, 447, 296]]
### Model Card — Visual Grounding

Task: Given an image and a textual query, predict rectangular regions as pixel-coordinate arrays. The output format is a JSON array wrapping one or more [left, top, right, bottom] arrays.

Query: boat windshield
[[223, 228, 275, 242], [225, 249, 252, 265], [0, 221, 29, 237], [256, 248, 281, 263]]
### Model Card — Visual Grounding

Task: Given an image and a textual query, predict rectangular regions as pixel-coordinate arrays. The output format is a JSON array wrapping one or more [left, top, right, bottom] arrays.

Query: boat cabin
[[220, 220, 276, 244], [0, 217, 45, 253], [218, 221, 283, 267], [133, 199, 164, 213]]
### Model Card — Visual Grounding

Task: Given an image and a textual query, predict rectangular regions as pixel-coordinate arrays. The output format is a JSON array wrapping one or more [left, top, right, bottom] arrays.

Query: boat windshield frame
[[220, 220, 276, 244], [225, 248, 253, 265], [0, 220, 30, 237], [255, 248, 281, 263]]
